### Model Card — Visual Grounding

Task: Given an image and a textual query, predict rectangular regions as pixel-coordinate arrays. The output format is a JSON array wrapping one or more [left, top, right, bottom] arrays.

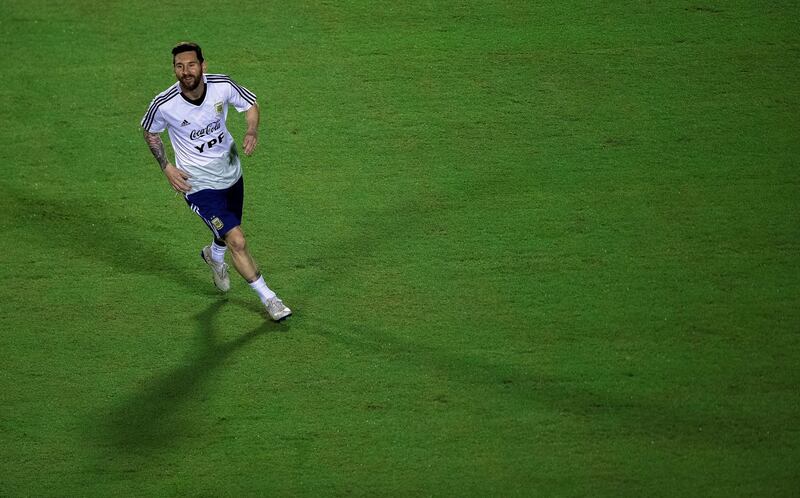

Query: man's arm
[[242, 103, 260, 156], [142, 129, 192, 192], [143, 129, 169, 170]]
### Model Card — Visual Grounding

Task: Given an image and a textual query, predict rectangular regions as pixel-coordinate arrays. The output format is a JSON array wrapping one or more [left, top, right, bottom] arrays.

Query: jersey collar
[[180, 75, 207, 106]]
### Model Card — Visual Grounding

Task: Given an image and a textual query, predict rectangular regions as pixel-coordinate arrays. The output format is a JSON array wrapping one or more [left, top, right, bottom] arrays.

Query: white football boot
[[200, 246, 231, 292], [264, 296, 292, 321]]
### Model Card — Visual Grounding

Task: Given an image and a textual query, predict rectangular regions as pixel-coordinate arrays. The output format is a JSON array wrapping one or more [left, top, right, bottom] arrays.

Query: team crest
[[211, 217, 224, 230], [214, 102, 223, 115]]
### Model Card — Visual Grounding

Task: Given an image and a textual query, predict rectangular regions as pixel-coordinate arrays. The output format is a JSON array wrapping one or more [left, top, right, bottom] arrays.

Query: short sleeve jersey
[[141, 74, 257, 194]]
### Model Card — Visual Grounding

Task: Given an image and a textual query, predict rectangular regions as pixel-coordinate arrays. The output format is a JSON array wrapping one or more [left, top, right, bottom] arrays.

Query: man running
[[141, 42, 291, 321]]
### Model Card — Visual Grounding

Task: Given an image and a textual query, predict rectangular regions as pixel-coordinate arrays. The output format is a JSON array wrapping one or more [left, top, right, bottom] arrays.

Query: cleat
[[200, 246, 230, 292], [265, 296, 292, 321]]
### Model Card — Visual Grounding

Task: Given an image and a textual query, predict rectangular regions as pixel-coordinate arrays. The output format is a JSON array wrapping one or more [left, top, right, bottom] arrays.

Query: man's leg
[[225, 226, 292, 321], [187, 187, 233, 292], [224, 226, 259, 282]]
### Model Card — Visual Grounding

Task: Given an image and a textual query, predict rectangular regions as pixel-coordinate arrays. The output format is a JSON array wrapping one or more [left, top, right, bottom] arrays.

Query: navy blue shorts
[[186, 176, 244, 240]]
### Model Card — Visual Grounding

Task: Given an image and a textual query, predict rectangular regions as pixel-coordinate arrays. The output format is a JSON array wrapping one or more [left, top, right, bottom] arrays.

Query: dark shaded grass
[[1, 1, 799, 496]]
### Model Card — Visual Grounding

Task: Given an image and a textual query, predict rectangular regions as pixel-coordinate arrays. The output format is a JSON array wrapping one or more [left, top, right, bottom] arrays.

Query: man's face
[[173, 51, 205, 91]]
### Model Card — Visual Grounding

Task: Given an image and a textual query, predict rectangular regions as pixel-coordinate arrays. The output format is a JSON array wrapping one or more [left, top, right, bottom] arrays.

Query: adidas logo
[[181, 120, 190, 127]]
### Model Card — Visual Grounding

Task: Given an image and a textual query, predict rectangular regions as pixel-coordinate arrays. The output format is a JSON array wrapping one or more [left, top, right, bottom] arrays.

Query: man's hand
[[243, 104, 260, 156], [243, 130, 258, 156], [163, 164, 192, 193]]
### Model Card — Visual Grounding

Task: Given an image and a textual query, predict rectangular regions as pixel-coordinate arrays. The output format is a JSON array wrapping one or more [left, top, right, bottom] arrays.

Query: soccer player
[[141, 42, 291, 321]]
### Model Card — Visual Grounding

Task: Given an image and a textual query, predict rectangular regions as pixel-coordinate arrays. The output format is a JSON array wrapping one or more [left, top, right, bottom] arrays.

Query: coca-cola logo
[[190, 120, 221, 140]]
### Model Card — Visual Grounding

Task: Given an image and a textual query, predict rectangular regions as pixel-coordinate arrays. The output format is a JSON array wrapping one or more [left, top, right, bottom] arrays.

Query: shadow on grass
[[321, 323, 763, 445], [2, 183, 209, 293], [101, 298, 287, 453], [282, 184, 738, 444]]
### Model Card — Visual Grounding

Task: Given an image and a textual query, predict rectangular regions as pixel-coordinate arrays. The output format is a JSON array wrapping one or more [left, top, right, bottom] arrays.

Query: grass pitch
[[1, 1, 799, 496]]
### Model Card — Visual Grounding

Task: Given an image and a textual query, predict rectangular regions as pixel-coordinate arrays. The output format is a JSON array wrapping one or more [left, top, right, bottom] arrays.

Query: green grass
[[1, 1, 799, 496]]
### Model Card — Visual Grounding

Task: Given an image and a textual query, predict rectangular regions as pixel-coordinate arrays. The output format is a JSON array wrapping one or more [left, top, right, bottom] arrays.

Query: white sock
[[210, 240, 227, 263], [249, 275, 277, 303]]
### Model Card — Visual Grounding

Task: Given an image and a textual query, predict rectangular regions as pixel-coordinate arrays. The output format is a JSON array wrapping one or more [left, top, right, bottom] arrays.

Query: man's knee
[[224, 228, 247, 253]]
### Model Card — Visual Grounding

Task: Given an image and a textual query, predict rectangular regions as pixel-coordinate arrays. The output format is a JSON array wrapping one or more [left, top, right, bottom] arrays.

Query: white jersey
[[141, 73, 256, 194]]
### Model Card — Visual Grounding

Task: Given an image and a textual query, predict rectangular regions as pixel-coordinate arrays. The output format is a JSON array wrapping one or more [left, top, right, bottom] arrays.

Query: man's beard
[[180, 74, 201, 91]]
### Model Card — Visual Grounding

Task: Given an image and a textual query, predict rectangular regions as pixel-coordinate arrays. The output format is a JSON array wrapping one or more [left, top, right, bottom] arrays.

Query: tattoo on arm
[[143, 129, 168, 170]]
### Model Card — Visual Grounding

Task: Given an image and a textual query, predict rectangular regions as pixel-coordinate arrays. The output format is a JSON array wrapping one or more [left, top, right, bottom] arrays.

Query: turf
[[1, 1, 799, 496]]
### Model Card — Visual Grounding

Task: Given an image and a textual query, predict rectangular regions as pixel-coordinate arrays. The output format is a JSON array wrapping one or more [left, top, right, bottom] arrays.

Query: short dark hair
[[172, 42, 204, 64]]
